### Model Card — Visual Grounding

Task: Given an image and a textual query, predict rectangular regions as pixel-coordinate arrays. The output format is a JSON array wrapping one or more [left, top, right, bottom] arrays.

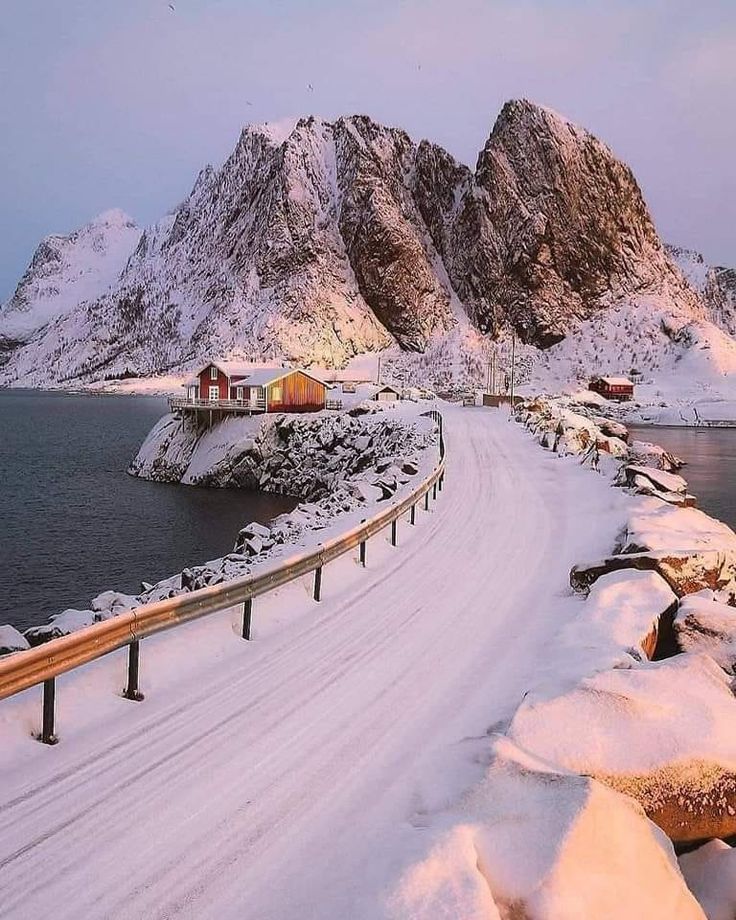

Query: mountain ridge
[[0, 100, 732, 391]]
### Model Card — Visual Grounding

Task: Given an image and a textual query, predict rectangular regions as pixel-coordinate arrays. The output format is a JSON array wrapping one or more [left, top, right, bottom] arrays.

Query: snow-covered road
[[0, 407, 628, 919]]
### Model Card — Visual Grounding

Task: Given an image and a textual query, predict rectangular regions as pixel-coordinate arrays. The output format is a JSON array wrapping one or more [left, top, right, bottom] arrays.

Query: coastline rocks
[[674, 595, 736, 673], [0, 625, 30, 657], [515, 397, 629, 463], [679, 840, 736, 920], [389, 737, 705, 920], [620, 465, 694, 507], [507, 654, 736, 844]]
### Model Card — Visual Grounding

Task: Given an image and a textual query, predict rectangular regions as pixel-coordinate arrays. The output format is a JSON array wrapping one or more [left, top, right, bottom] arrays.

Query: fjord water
[[0, 390, 296, 632], [628, 425, 736, 530]]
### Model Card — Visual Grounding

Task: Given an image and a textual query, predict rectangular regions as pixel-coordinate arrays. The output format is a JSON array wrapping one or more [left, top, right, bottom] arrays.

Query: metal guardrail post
[[432, 482, 437, 501], [410, 504, 416, 525], [313, 566, 323, 602], [40, 678, 57, 745], [424, 490, 430, 511], [391, 519, 397, 546], [123, 641, 144, 701], [242, 598, 253, 640]]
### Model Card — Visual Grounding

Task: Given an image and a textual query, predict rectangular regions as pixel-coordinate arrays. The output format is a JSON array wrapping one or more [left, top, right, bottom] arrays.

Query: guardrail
[[0, 411, 445, 744]]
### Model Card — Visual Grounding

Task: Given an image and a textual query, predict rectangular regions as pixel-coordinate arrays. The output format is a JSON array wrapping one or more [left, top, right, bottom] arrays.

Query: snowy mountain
[[0, 101, 730, 391], [666, 245, 736, 337], [0, 210, 141, 363]]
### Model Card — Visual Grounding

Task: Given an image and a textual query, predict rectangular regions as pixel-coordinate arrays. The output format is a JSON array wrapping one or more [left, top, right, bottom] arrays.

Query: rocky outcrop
[[0, 625, 30, 657]]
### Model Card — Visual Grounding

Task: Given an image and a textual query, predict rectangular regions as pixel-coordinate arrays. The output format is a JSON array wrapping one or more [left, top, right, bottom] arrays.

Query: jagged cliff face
[[0, 102, 716, 386]]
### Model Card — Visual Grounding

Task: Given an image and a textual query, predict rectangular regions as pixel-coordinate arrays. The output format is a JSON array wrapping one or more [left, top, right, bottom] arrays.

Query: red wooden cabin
[[589, 376, 635, 402], [183, 363, 328, 413]]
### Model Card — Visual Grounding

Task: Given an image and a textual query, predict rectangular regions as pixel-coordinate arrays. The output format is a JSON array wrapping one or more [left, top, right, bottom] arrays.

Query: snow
[[390, 737, 704, 920], [679, 840, 736, 920], [0, 406, 642, 919], [675, 594, 736, 671], [0, 209, 140, 342]]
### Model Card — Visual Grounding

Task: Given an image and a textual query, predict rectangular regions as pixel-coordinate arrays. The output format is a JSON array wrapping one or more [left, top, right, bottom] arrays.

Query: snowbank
[[389, 737, 704, 919], [680, 840, 736, 920], [508, 654, 736, 843]]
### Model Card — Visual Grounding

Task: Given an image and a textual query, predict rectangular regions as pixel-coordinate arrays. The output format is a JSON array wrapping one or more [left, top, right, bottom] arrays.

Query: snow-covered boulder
[[629, 439, 684, 472], [674, 595, 736, 672], [389, 738, 704, 919], [507, 654, 736, 844], [576, 569, 677, 661], [24, 608, 97, 646], [593, 415, 630, 442], [0, 625, 30, 656], [90, 590, 140, 618], [679, 840, 736, 920], [572, 500, 736, 600]]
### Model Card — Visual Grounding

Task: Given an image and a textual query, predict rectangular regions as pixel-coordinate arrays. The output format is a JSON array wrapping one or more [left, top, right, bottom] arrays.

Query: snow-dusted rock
[[629, 439, 685, 472], [24, 608, 97, 646], [90, 590, 140, 618], [593, 416, 629, 442], [508, 654, 736, 843], [674, 595, 736, 672], [679, 839, 736, 920], [0, 625, 30, 656], [623, 465, 688, 496], [389, 738, 704, 919]]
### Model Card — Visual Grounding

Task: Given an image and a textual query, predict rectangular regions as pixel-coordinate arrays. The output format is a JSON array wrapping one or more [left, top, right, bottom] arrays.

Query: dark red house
[[180, 362, 328, 414], [589, 376, 635, 402]]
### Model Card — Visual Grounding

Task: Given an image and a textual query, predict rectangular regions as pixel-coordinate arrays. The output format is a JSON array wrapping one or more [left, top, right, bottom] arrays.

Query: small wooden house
[[589, 376, 634, 402], [181, 363, 328, 413]]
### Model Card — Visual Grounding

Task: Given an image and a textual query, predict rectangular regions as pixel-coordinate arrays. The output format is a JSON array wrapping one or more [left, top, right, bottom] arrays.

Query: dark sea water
[[628, 425, 736, 531], [0, 390, 296, 632]]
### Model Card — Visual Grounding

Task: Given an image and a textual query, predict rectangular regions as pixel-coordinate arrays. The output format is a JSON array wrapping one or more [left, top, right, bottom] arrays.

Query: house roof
[[193, 362, 328, 388], [595, 376, 634, 387]]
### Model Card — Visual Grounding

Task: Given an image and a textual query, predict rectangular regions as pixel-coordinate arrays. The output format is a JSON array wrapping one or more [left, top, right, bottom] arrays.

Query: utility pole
[[376, 354, 382, 385], [509, 332, 516, 407]]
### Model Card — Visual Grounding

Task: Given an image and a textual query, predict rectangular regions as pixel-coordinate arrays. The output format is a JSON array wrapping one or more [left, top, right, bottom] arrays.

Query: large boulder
[[507, 654, 736, 844], [388, 738, 705, 919], [679, 840, 736, 920], [629, 439, 685, 472], [674, 594, 736, 673]]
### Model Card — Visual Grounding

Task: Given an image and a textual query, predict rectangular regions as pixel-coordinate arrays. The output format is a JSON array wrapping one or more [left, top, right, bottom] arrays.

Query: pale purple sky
[[1, 0, 734, 300]]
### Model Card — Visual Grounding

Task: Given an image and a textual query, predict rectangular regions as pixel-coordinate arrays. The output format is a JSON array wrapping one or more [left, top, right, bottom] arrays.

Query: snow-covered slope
[[0, 101, 729, 393], [667, 245, 736, 337], [0, 210, 141, 359]]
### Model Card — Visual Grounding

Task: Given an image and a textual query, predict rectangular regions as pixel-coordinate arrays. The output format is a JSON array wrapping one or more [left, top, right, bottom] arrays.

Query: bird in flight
[[308, 83, 314, 91], [168, 2, 175, 10]]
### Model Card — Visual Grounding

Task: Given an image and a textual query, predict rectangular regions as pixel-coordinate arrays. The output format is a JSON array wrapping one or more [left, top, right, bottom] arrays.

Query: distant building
[[372, 384, 402, 402], [174, 362, 328, 415], [589, 376, 635, 402]]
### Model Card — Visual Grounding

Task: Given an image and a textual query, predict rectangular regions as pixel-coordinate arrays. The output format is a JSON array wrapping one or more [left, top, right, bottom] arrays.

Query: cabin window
[[208, 385, 219, 401], [236, 387, 244, 400], [272, 386, 282, 402], [210, 366, 218, 380]]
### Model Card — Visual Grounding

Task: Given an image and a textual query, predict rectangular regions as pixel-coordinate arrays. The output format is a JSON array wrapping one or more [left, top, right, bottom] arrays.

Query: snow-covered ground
[[0, 406, 637, 919]]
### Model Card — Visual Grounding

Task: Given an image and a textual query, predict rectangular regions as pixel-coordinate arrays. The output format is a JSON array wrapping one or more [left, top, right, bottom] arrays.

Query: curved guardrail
[[0, 411, 446, 744]]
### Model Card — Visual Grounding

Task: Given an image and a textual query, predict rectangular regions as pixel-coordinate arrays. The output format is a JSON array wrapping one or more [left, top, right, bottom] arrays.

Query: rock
[[242, 521, 270, 540], [389, 737, 705, 919], [629, 440, 685, 472], [593, 416, 630, 443], [354, 434, 371, 451], [90, 590, 139, 616], [622, 464, 689, 496], [571, 550, 736, 601], [679, 840, 736, 920], [674, 595, 736, 672], [24, 609, 97, 646], [579, 569, 678, 661], [401, 459, 419, 475], [0, 625, 30, 656], [508, 654, 736, 844]]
